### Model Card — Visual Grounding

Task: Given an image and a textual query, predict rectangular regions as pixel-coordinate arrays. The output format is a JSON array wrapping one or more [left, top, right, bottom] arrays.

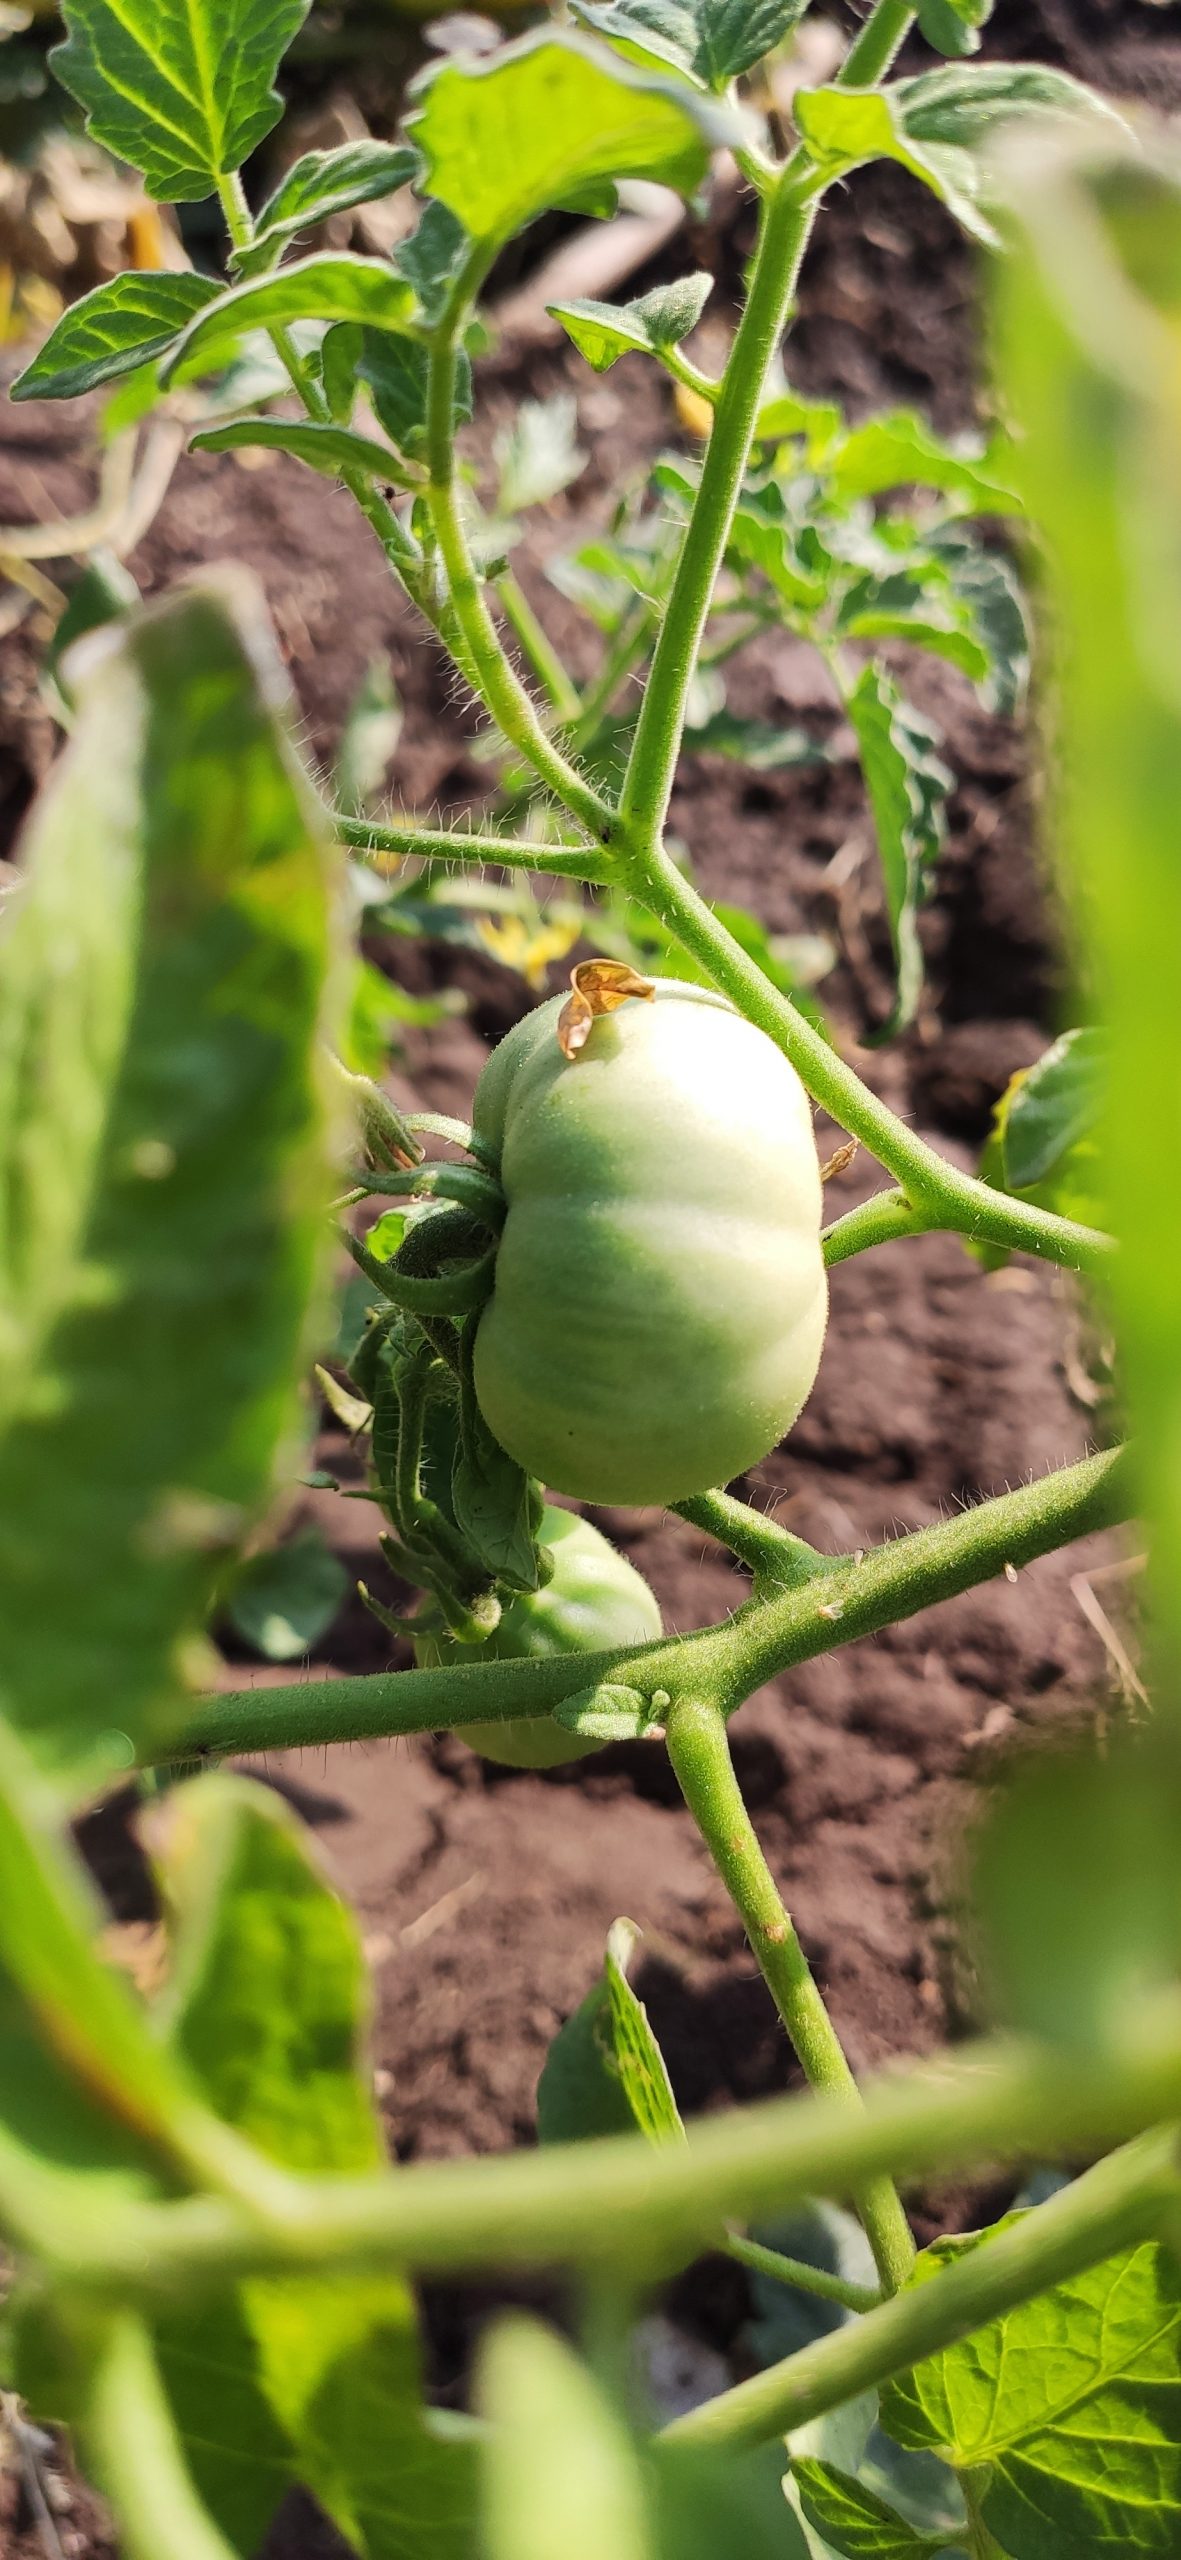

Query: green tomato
[[415, 1504, 662, 1768], [471, 978, 827, 1506]]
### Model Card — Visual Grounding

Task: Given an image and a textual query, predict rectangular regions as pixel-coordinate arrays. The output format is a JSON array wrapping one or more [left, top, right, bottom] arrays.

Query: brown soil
[[0, 2, 1166, 2548]]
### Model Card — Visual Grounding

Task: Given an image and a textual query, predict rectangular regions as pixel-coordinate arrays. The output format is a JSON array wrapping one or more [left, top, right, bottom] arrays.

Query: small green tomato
[[414, 1505, 662, 1769], [470, 978, 827, 1507]]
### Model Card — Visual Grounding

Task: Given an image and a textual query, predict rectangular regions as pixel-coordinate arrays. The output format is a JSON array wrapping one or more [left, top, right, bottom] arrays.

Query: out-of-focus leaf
[[51, 0, 309, 201], [12, 270, 222, 400], [342, 959, 450, 1081], [495, 394, 586, 518], [0, 577, 341, 1785], [405, 31, 731, 248], [882, 2231, 1181, 2560], [827, 411, 1019, 514], [235, 142, 420, 278], [551, 272, 712, 373], [151, 1776, 476, 2557], [683, 708, 827, 769], [336, 660, 404, 819], [153, 1772, 384, 2175], [44, 552, 140, 712], [971, 1739, 1181, 2051], [995, 136, 1181, 1669], [224, 1529, 348, 1663], [845, 663, 951, 1038], [478, 2317, 653, 2560]]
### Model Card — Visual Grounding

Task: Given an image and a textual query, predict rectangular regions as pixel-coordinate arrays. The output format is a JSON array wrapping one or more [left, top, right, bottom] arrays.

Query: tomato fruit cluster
[[471, 979, 828, 1506], [414, 1503, 662, 1767]]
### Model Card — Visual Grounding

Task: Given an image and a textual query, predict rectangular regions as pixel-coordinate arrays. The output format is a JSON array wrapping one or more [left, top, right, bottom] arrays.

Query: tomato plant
[[2, 4, 1181, 2558]]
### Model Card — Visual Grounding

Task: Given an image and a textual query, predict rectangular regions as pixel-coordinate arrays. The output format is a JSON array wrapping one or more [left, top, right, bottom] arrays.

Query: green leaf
[[994, 142, 1181, 1662], [826, 410, 1020, 514], [554, 1684, 657, 1741], [189, 414, 418, 484], [683, 708, 826, 769], [268, 2276, 478, 2560], [537, 1980, 640, 2148], [602, 1917, 684, 2145], [495, 393, 586, 517], [896, 61, 1120, 153], [791, 2461, 955, 2559], [235, 141, 420, 279], [573, 0, 808, 90], [153, 1771, 384, 2173], [44, 551, 140, 712], [882, 2234, 1181, 2560], [150, 1778, 475, 2557], [393, 197, 468, 328], [51, 0, 310, 203], [970, 1737, 1181, 2052], [655, 2441, 813, 2560], [405, 30, 730, 250], [845, 663, 951, 1039], [916, 0, 991, 57], [161, 255, 416, 386], [478, 2317, 654, 2560], [11, 269, 222, 401], [999, 1026, 1105, 1191], [0, 576, 341, 1783], [792, 86, 999, 249], [351, 325, 472, 456], [537, 1916, 688, 2156], [936, 536, 1030, 715], [551, 270, 713, 372], [224, 1528, 348, 1663], [0, 1718, 198, 2226], [451, 1410, 543, 1592]]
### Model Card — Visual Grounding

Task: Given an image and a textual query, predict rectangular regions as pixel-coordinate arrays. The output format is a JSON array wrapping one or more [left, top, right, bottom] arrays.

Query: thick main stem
[[666, 1700, 915, 2295], [175, 1444, 1130, 1757]]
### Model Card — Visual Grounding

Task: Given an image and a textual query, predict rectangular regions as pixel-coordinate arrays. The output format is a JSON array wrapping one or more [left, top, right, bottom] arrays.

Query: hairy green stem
[[674, 1488, 825, 1588], [663, 2123, 1181, 2452], [424, 276, 614, 842], [666, 1700, 915, 2294], [30, 2021, 1181, 2305], [618, 162, 822, 851], [337, 812, 608, 881], [176, 1444, 1129, 1756], [723, 2230, 883, 2314], [841, 0, 917, 86], [82, 2312, 241, 2560]]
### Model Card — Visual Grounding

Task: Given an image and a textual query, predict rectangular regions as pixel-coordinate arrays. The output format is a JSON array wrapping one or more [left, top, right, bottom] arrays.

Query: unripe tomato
[[415, 1504, 662, 1767], [471, 979, 827, 1506]]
